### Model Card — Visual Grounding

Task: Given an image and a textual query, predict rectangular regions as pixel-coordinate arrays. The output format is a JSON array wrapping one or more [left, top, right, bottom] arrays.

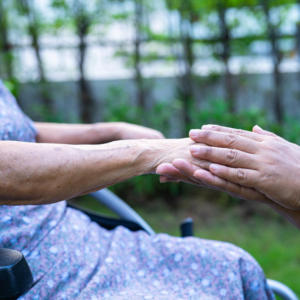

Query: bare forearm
[[0, 140, 152, 205], [0, 137, 197, 205], [35, 122, 122, 144]]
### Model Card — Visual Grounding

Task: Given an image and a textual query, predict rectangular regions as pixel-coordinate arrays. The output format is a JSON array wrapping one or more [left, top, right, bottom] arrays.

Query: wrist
[[137, 139, 191, 174]]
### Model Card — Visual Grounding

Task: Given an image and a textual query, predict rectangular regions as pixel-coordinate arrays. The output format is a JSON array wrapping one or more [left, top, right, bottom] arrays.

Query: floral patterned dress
[[0, 80, 274, 300]]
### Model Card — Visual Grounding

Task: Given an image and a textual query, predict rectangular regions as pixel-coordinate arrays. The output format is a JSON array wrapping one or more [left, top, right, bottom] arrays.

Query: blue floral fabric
[[0, 80, 274, 300]]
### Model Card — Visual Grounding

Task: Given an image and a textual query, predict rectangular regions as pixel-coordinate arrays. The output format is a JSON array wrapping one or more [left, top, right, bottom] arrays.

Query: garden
[[1, 0, 300, 296]]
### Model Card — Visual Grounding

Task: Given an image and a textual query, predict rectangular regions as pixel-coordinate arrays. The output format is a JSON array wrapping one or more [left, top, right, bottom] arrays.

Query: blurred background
[[1, 0, 300, 295]]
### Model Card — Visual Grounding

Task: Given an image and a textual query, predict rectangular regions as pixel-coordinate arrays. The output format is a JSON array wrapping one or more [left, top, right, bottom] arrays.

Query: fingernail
[[210, 164, 219, 173], [191, 145, 201, 154], [189, 129, 199, 138], [202, 125, 213, 130]]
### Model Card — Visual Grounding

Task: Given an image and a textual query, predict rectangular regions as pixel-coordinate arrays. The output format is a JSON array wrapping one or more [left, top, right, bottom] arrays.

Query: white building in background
[[9, 0, 300, 83]]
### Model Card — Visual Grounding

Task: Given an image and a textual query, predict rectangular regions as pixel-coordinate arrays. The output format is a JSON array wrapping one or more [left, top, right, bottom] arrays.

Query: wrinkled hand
[[146, 138, 212, 174], [117, 122, 165, 140]]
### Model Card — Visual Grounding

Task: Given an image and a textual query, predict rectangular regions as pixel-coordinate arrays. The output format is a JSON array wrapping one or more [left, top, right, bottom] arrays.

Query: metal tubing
[[90, 189, 155, 235]]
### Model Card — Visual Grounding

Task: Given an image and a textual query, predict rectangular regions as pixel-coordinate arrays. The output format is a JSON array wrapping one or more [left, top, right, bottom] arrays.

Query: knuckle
[[203, 147, 213, 157], [225, 133, 238, 146], [211, 125, 221, 131], [203, 130, 212, 139], [236, 168, 247, 182], [226, 149, 238, 163], [260, 171, 275, 186], [233, 129, 245, 136]]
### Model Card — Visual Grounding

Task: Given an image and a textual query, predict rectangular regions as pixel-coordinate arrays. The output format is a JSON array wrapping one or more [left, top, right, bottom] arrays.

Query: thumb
[[252, 125, 277, 137]]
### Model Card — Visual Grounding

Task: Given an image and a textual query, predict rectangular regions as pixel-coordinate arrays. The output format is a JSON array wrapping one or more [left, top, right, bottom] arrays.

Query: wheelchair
[[0, 189, 298, 300]]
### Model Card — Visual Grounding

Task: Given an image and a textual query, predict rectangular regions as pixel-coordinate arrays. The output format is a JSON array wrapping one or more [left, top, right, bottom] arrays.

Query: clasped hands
[[157, 125, 300, 230]]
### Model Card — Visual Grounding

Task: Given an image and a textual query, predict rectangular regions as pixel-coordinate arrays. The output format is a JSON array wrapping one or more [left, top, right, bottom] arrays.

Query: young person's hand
[[156, 160, 272, 204], [188, 125, 300, 210], [157, 125, 300, 229]]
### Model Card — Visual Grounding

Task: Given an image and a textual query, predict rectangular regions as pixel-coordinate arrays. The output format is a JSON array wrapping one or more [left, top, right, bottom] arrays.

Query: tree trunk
[[0, 0, 13, 79], [297, 1, 300, 85], [218, 1, 234, 112], [20, 0, 52, 113], [262, 0, 283, 123], [78, 26, 94, 124], [179, 16, 195, 129], [134, 0, 146, 112]]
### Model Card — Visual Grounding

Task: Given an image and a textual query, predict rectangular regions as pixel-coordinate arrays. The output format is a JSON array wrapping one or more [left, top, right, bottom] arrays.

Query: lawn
[[71, 192, 300, 298]]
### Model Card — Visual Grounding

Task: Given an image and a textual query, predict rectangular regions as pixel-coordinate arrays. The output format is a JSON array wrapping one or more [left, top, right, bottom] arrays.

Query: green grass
[[71, 195, 300, 297]]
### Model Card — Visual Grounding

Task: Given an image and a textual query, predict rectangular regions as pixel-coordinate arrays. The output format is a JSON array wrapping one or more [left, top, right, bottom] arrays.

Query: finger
[[173, 160, 269, 203], [252, 125, 277, 137], [156, 163, 196, 184], [172, 159, 206, 184], [173, 158, 202, 173], [190, 126, 264, 142], [157, 163, 183, 178], [172, 159, 228, 190], [206, 164, 260, 188], [189, 130, 258, 153], [190, 146, 258, 169], [193, 169, 272, 204], [159, 175, 179, 183], [157, 163, 203, 186], [156, 132, 166, 139]]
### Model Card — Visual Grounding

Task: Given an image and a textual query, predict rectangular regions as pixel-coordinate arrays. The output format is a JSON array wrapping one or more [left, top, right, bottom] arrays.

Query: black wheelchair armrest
[[0, 248, 33, 300]]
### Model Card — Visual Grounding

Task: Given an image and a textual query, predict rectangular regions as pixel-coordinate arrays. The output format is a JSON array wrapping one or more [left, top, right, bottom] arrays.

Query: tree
[[51, 0, 105, 123], [165, 0, 202, 128], [133, 0, 146, 110], [0, 0, 13, 79], [218, 0, 235, 111], [297, 0, 300, 79], [109, 0, 152, 116], [16, 0, 53, 113], [260, 0, 290, 123]]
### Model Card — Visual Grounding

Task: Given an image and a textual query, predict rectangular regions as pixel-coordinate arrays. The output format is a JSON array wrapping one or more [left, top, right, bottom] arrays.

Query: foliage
[[101, 90, 300, 202], [2, 79, 20, 98]]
